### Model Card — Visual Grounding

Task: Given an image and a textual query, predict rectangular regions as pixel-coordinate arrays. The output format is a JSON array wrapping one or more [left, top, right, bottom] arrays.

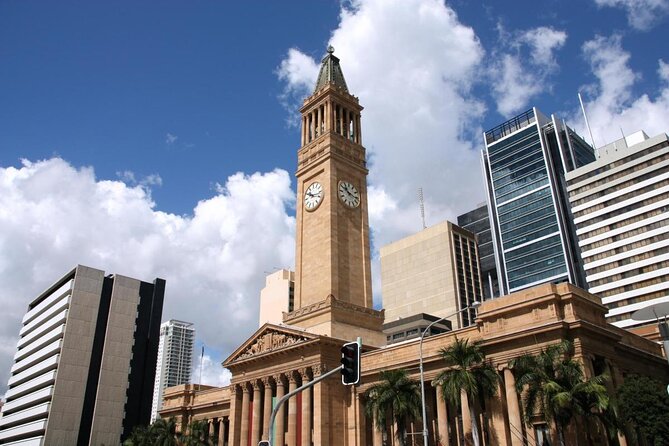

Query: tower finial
[[327, 45, 335, 54]]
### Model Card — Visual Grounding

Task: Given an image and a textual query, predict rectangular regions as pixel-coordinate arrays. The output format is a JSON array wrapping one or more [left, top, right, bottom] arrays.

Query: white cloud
[[492, 55, 544, 117], [276, 49, 320, 126], [490, 26, 567, 116], [166, 133, 178, 144], [194, 354, 232, 388], [594, 0, 669, 30], [520, 27, 567, 68], [659, 59, 669, 82], [0, 158, 295, 394], [571, 34, 669, 147], [278, 0, 487, 305]]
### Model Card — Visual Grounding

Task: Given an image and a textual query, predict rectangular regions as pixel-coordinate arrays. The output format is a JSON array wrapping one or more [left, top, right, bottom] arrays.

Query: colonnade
[[366, 367, 526, 446], [301, 99, 361, 146], [228, 366, 321, 446]]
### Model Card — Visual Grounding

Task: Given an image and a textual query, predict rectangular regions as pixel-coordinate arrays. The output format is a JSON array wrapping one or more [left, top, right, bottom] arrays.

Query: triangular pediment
[[223, 323, 319, 366]]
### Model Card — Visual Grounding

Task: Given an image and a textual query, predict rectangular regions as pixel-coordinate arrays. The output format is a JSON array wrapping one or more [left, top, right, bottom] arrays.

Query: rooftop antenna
[[578, 92, 597, 151], [418, 188, 427, 229], [620, 127, 628, 148]]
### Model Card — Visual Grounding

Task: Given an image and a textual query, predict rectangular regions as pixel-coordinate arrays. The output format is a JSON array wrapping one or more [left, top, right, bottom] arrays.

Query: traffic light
[[340, 341, 360, 385]]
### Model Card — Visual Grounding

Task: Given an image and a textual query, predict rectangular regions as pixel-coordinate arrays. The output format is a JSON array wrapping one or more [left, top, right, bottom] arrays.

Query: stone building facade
[[159, 49, 669, 446], [160, 283, 668, 445]]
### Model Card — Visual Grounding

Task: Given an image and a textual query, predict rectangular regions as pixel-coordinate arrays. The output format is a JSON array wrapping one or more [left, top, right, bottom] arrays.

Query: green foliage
[[435, 337, 499, 446], [510, 340, 616, 446], [180, 419, 213, 446], [123, 417, 216, 446], [364, 368, 422, 446], [617, 374, 669, 446]]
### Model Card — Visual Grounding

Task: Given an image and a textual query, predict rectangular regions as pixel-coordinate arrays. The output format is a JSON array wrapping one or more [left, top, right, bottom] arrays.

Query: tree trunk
[[557, 424, 566, 446]]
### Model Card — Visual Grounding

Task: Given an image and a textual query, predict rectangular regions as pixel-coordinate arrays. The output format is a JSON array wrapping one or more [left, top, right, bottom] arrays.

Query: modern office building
[[258, 269, 294, 327], [150, 320, 195, 423], [482, 107, 595, 295], [0, 265, 165, 446], [457, 204, 499, 300], [566, 130, 669, 328], [380, 220, 483, 329]]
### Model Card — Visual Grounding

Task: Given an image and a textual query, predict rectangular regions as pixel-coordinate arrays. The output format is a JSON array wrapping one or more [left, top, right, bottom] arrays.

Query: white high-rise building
[[150, 320, 194, 423], [566, 131, 669, 328]]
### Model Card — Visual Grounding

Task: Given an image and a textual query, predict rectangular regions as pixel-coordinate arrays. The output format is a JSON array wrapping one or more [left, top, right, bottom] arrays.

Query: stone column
[[504, 368, 524, 446], [299, 369, 311, 446], [240, 384, 250, 446], [218, 418, 227, 446], [301, 116, 306, 146], [262, 377, 273, 441], [275, 375, 286, 446], [488, 372, 511, 446], [436, 384, 450, 446], [208, 419, 215, 439], [461, 391, 473, 446], [312, 365, 328, 445], [287, 372, 298, 446], [251, 381, 262, 446], [317, 105, 322, 137], [356, 114, 361, 143], [606, 361, 628, 446], [228, 385, 241, 446], [372, 411, 383, 446]]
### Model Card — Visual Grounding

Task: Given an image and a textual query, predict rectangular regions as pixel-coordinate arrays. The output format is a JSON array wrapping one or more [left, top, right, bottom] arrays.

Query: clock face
[[338, 181, 360, 208], [304, 182, 324, 211]]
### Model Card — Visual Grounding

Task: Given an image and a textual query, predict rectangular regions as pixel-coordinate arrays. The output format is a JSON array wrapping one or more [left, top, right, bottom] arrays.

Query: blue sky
[[1, 0, 668, 390]]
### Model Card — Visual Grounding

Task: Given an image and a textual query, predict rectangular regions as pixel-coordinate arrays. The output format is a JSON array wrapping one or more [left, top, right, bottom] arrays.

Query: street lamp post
[[419, 301, 481, 446]]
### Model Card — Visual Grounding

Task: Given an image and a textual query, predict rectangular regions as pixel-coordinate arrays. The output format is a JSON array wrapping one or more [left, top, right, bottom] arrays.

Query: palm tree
[[123, 425, 153, 446], [435, 337, 499, 446], [510, 340, 615, 446], [149, 417, 180, 446], [180, 420, 213, 446], [365, 369, 422, 446]]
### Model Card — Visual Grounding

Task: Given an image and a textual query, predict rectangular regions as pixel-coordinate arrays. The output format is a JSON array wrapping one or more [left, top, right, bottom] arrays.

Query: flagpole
[[199, 345, 204, 391]]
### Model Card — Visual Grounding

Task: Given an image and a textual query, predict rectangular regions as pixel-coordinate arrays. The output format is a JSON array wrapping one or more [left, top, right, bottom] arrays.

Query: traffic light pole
[[265, 365, 341, 446]]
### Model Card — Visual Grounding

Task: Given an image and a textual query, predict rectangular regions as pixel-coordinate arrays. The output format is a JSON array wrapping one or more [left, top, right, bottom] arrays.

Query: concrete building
[[458, 204, 499, 300], [156, 48, 669, 446], [566, 131, 669, 328], [381, 220, 483, 329], [150, 320, 195, 423], [0, 265, 165, 446], [482, 107, 595, 295], [382, 313, 451, 345], [258, 269, 294, 327]]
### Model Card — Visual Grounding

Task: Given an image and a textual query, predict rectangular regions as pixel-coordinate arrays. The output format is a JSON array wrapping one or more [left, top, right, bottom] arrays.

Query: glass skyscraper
[[482, 108, 595, 295]]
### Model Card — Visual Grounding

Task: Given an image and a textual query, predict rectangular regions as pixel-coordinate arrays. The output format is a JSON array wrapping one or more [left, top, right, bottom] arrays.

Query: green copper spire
[[313, 46, 349, 94]]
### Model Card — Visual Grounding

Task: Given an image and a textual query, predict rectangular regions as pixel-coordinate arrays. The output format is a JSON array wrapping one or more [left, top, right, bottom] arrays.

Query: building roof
[[314, 46, 349, 93]]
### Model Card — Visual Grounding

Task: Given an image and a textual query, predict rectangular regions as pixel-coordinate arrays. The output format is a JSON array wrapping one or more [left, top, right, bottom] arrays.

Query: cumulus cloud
[[0, 158, 294, 394], [278, 0, 488, 306], [490, 26, 567, 116], [571, 34, 669, 147], [276, 49, 320, 126], [594, 0, 669, 30], [195, 353, 232, 388]]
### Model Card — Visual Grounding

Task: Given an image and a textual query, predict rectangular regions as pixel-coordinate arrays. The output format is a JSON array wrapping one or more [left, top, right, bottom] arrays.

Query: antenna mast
[[418, 188, 427, 229], [578, 92, 597, 151]]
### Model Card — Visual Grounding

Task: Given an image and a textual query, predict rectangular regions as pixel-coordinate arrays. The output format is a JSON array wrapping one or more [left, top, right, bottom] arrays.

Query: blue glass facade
[[483, 108, 594, 294]]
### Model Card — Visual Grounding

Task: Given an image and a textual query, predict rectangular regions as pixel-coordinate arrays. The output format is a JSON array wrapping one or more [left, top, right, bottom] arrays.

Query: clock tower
[[283, 47, 384, 346]]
